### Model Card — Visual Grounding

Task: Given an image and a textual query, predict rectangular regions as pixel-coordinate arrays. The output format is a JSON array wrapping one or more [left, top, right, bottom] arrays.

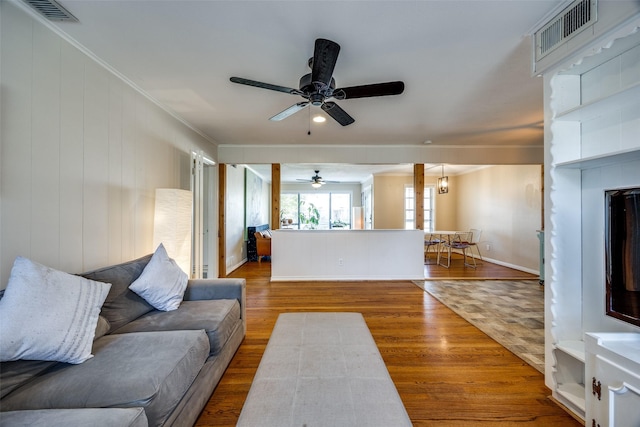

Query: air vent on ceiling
[[22, 0, 78, 22], [535, 0, 597, 61]]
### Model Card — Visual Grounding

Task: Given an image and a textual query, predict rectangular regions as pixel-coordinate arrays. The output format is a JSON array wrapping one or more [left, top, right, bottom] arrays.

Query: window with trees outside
[[280, 192, 352, 229], [405, 185, 435, 231]]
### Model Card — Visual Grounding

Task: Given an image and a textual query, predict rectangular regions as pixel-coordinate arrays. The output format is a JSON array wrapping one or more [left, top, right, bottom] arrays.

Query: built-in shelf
[[557, 383, 586, 411], [547, 19, 640, 424], [556, 340, 586, 362], [555, 148, 640, 170], [555, 82, 640, 122]]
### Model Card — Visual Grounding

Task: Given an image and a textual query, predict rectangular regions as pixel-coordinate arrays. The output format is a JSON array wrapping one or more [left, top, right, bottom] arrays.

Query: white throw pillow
[[128, 244, 188, 311], [0, 257, 111, 364]]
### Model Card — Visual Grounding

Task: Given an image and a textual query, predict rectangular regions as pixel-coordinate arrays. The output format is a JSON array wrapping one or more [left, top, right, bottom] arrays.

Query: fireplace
[[605, 187, 640, 327]]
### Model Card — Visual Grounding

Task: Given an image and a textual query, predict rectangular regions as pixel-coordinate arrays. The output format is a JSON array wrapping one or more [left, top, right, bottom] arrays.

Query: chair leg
[[438, 245, 452, 268], [425, 243, 438, 263], [462, 248, 476, 268], [472, 244, 483, 261]]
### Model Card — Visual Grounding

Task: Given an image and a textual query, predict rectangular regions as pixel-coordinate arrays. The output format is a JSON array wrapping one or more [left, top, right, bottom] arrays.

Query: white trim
[[270, 275, 426, 282], [481, 256, 539, 276]]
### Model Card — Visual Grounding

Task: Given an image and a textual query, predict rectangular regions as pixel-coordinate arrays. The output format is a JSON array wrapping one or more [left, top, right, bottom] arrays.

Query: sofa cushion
[[111, 299, 241, 356], [0, 360, 57, 399], [129, 244, 188, 312], [95, 315, 111, 341], [0, 257, 111, 364], [0, 330, 209, 427], [80, 254, 154, 332], [1, 315, 110, 399], [0, 408, 148, 427]]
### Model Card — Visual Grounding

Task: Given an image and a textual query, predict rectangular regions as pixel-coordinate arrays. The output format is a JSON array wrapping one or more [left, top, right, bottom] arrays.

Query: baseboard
[[270, 275, 425, 282], [449, 249, 539, 275], [481, 256, 539, 275], [226, 258, 248, 275]]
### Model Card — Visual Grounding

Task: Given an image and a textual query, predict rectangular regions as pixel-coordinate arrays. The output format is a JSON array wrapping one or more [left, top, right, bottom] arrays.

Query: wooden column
[[218, 164, 226, 277], [271, 164, 281, 230], [414, 164, 424, 230]]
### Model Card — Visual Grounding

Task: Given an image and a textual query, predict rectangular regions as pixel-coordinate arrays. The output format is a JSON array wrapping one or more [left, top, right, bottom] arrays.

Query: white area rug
[[237, 312, 412, 427]]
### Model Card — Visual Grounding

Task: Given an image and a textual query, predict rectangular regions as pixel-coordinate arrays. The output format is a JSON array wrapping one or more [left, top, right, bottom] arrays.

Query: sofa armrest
[[183, 278, 246, 334]]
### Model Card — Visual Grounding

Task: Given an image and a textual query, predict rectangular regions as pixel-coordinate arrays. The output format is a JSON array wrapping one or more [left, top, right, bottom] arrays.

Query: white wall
[[370, 166, 542, 272], [0, 2, 217, 287], [456, 165, 542, 272], [225, 165, 246, 273], [372, 174, 455, 230], [271, 229, 424, 281]]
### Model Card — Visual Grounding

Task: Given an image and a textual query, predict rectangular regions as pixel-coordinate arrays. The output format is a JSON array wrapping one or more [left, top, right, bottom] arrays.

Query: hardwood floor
[[195, 261, 578, 427], [424, 253, 540, 280]]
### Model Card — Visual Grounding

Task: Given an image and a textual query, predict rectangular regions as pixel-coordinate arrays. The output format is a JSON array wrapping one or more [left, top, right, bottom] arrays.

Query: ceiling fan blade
[[321, 102, 355, 126], [269, 102, 309, 121], [230, 77, 302, 95], [334, 81, 405, 99], [311, 39, 340, 88]]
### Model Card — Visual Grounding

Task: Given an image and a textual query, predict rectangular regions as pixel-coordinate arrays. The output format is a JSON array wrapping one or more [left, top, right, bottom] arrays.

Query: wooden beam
[[218, 163, 226, 277], [414, 164, 424, 230], [271, 164, 281, 230]]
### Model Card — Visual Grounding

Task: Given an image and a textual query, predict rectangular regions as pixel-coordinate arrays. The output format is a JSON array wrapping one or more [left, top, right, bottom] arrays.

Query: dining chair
[[463, 228, 483, 262], [438, 231, 476, 268], [424, 233, 441, 263]]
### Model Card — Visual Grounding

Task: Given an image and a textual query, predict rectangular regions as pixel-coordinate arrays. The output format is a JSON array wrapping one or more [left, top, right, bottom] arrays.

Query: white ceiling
[[27, 0, 561, 180]]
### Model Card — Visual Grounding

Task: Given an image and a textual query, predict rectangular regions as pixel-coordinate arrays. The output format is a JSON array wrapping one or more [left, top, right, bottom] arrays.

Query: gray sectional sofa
[[0, 254, 246, 427]]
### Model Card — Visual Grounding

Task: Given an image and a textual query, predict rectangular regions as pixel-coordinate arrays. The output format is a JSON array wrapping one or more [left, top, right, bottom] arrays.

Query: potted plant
[[299, 201, 320, 229]]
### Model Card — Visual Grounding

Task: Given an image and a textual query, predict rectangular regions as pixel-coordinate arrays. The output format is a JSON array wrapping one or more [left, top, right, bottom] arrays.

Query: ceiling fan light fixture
[[313, 115, 326, 123], [229, 38, 404, 127], [311, 181, 323, 189]]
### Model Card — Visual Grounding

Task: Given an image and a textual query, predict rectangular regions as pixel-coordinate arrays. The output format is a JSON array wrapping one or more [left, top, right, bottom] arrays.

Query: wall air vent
[[535, 0, 597, 61], [22, 0, 78, 22]]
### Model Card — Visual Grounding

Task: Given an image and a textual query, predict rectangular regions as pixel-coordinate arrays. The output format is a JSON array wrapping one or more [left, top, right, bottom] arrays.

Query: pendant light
[[437, 165, 449, 194]]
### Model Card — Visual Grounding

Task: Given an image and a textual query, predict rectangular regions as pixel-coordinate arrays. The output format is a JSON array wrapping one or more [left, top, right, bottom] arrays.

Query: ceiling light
[[311, 182, 322, 189], [438, 165, 449, 194], [312, 115, 326, 123]]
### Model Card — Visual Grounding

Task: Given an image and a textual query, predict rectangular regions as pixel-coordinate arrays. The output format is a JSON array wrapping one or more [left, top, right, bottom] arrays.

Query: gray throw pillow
[[80, 254, 154, 331]]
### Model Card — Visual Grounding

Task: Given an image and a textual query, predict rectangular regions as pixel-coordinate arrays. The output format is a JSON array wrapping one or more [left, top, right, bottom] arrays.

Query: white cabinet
[[544, 12, 640, 423], [585, 333, 640, 427]]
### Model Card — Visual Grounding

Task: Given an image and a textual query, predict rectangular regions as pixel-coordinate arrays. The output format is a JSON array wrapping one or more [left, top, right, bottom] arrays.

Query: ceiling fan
[[230, 38, 404, 126], [297, 170, 338, 188]]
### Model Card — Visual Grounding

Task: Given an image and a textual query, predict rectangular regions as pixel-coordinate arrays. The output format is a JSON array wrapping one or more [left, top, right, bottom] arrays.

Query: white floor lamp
[[153, 188, 193, 277]]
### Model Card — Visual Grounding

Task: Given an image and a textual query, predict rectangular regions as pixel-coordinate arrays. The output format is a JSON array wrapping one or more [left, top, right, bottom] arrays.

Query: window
[[280, 192, 353, 229], [404, 185, 435, 231]]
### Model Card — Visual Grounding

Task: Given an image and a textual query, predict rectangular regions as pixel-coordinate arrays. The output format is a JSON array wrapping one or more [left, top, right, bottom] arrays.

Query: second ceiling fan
[[297, 170, 339, 188], [230, 38, 404, 126]]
